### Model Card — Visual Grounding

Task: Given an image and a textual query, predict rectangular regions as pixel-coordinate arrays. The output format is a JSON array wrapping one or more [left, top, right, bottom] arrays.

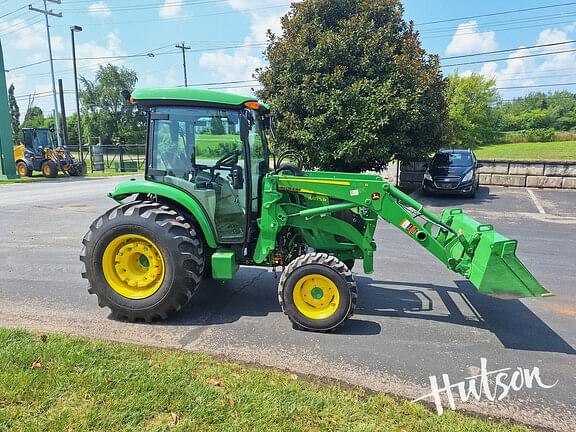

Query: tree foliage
[[80, 64, 146, 145], [8, 84, 20, 145], [445, 73, 501, 147], [497, 91, 576, 131], [210, 116, 225, 135], [21, 106, 45, 129], [256, 0, 450, 172]]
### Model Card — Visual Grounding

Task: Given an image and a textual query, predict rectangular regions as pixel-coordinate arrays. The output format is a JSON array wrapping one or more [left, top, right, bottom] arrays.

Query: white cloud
[[159, 0, 183, 19], [199, 37, 264, 93], [88, 1, 111, 17], [0, 19, 64, 51], [6, 72, 26, 90], [446, 20, 498, 55], [474, 27, 576, 94], [76, 31, 125, 70], [227, 0, 262, 10], [537, 28, 569, 46], [250, 13, 283, 40]]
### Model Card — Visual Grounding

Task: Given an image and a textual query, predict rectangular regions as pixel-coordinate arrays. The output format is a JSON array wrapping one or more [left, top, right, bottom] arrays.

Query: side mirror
[[230, 165, 244, 190]]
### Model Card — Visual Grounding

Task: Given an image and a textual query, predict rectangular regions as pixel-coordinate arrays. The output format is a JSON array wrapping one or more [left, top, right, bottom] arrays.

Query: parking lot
[[0, 177, 574, 431]]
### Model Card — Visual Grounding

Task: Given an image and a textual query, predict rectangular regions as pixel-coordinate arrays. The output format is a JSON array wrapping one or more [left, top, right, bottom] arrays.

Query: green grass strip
[[0, 328, 531, 432], [475, 141, 576, 160]]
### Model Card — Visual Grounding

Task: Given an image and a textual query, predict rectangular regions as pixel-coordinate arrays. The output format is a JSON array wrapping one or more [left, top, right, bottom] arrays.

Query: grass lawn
[[0, 329, 531, 432], [475, 141, 576, 160]]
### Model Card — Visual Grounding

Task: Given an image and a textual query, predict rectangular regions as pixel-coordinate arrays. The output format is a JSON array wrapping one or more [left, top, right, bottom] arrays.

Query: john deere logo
[[371, 192, 381, 200]]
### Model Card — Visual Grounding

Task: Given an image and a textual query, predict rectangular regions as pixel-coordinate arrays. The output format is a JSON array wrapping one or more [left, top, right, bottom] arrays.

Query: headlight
[[424, 171, 433, 181], [462, 170, 473, 182]]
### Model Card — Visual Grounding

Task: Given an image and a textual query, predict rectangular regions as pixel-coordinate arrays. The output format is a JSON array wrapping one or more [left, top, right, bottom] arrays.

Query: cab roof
[[131, 87, 269, 111]]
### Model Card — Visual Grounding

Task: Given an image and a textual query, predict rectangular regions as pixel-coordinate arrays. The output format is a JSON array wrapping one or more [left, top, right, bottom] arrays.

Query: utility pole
[[29, 0, 63, 147], [175, 42, 190, 87]]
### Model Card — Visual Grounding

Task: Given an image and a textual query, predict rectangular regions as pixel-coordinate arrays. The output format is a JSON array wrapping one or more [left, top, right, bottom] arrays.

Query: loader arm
[[254, 171, 551, 299]]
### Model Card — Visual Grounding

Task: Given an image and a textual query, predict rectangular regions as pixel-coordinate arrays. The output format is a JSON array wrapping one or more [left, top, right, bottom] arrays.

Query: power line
[[53, 4, 289, 27], [0, 16, 45, 38], [442, 40, 576, 60], [62, 0, 230, 12], [5, 42, 267, 73], [417, 1, 576, 25], [442, 48, 576, 68], [0, 5, 26, 19], [419, 11, 576, 36], [496, 82, 576, 90]]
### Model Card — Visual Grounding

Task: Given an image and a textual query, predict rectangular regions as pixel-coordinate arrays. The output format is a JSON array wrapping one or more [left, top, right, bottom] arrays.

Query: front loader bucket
[[442, 209, 551, 299]]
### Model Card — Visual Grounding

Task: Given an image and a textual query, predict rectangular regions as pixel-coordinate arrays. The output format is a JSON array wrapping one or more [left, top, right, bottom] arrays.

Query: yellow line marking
[[278, 178, 351, 186]]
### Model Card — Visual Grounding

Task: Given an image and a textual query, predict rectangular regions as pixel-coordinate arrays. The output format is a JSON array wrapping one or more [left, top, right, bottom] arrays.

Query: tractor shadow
[[357, 276, 575, 355], [144, 267, 575, 354], [149, 267, 381, 336]]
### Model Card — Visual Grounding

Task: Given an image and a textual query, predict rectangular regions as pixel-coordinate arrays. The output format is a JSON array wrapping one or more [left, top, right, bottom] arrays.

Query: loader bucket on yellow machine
[[442, 209, 552, 299]]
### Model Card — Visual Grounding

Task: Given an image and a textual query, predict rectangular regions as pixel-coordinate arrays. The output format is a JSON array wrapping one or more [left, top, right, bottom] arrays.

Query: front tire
[[80, 201, 205, 322], [41, 160, 58, 178], [278, 253, 357, 332]]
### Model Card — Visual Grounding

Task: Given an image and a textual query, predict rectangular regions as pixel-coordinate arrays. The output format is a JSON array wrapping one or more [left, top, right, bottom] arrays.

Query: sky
[[0, 0, 575, 116]]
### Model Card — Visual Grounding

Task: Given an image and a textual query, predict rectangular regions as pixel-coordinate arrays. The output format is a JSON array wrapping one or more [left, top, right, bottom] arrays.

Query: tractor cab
[[23, 128, 55, 154], [129, 88, 271, 245]]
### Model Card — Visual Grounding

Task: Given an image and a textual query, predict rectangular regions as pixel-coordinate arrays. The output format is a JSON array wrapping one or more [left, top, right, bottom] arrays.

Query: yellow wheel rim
[[43, 164, 51, 176], [292, 273, 340, 320], [102, 234, 165, 300], [18, 164, 27, 176]]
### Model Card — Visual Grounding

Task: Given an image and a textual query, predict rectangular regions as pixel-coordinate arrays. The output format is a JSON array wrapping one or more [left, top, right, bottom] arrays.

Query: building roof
[[131, 87, 268, 110]]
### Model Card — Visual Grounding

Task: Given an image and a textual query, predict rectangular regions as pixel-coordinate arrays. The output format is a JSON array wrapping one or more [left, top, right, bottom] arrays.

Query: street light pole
[[70, 25, 83, 165]]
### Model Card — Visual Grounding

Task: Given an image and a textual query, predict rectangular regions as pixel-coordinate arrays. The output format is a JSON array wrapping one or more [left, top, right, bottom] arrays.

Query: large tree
[[8, 84, 20, 145], [80, 64, 146, 145], [22, 106, 45, 129], [445, 73, 501, 147], [256, 0, 450, 172]]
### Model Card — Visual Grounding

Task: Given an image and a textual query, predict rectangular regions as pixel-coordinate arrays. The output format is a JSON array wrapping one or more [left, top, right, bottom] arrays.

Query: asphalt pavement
[[0, 176, 574, 431]]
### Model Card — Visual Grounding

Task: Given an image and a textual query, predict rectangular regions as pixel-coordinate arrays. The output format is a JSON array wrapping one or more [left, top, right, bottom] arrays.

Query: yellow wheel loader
[[14, 128, 84, 178]]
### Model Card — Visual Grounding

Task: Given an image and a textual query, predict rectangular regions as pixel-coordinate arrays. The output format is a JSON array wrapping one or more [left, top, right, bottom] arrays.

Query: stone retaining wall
[[479, 159, 576, 189], [399, 160, 576, 190]]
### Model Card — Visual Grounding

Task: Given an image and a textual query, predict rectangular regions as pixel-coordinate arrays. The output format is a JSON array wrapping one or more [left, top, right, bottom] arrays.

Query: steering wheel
[[213, 149, 241, 171]]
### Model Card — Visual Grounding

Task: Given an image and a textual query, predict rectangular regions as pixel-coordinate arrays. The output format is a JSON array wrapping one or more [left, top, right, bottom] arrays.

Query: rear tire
[[278, 253, 357, 332], [80, 201, 205, 322], [41, 160, 58, 178], [16, 161, 32, 177]]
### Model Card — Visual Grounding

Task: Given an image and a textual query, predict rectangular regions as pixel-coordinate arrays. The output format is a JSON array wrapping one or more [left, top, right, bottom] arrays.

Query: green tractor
[[80, 88, 550, 331]]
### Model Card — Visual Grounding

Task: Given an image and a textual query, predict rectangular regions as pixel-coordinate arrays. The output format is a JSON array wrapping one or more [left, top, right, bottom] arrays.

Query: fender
[[109, 180, 218, 248]]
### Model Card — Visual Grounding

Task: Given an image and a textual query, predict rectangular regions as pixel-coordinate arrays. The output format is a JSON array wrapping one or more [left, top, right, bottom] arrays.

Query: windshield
[[26, 129, 55, 152], [432, 152, 472, 167]]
